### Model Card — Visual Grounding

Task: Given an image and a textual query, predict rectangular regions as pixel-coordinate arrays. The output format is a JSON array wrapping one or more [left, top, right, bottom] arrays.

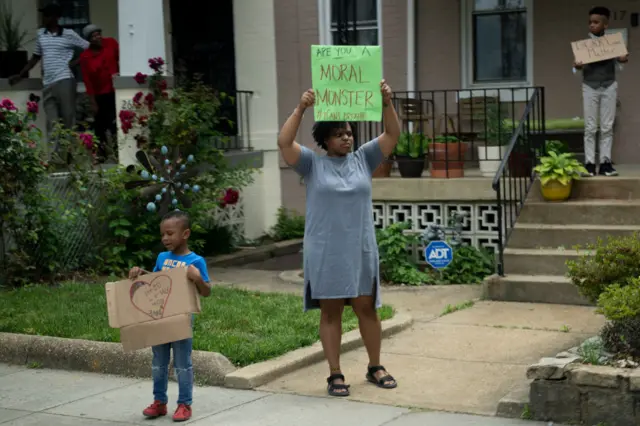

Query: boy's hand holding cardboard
[[187, 265, 201, 282]]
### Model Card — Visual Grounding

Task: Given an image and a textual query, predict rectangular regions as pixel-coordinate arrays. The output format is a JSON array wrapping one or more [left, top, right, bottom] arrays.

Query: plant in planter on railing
[[0, 0, 30, 78], [534, 150, 587, 202], [394, 132, 428, 178], [428, 135, 467, 179], [477, 104, 510, 177]]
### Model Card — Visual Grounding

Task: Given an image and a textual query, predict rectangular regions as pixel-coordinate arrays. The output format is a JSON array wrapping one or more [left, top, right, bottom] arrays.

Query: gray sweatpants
[[582, 82, 617, 164], [43, 78, 77, 155]]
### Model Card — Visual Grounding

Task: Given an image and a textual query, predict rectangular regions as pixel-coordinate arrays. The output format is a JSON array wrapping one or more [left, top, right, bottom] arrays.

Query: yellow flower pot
[[540, 179, 573, 202]]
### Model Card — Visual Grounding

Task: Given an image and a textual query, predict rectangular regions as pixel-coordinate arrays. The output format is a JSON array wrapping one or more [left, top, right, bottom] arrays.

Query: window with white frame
[[470, 0, 528, 83], [329, 0, 379, 45]]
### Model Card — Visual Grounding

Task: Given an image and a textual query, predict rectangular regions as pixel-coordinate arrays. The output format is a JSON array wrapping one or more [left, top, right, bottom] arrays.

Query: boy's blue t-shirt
[[153, 251, 211, 283]]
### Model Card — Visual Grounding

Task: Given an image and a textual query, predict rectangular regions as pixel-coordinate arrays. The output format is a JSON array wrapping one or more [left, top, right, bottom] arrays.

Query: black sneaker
[[598, 161, 619, 177], [584, 163, 596, 177]]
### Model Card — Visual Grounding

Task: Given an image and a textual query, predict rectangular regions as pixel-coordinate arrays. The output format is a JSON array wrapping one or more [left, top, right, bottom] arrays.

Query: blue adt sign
[[424, 241, 453, 269]]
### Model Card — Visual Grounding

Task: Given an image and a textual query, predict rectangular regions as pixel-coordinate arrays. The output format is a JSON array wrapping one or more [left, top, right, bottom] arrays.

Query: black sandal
[[366, 365, 397, 389], [327, 373, 350, 397]]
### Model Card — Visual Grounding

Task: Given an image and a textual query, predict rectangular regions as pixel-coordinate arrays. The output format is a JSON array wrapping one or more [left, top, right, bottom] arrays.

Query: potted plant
[[394, 132, 428, 178], [534, 151, 587, 202], [0, 0, 29, 78], [477, 104, 509, 177], [429, 135, 467, 178]]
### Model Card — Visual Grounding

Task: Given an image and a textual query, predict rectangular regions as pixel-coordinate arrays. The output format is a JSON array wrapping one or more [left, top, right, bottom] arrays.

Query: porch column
[[115, 0, 167, 166], [233, 0, 283, 239]]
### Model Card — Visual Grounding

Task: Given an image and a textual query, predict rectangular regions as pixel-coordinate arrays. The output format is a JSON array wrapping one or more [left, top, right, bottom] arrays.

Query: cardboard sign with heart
[[129, 274, 173, 319]]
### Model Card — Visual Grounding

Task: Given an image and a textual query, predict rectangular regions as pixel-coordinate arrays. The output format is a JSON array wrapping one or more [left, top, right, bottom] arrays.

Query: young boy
[[573, 6, 629, 177], [129, 210, 211, 422]]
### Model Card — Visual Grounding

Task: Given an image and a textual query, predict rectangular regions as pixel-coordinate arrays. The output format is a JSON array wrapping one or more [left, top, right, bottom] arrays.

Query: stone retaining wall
[[527, 355, 640, 425]]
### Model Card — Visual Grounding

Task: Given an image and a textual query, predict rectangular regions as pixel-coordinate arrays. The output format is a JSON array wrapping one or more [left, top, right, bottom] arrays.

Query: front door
[[170, 0, 237, 136]]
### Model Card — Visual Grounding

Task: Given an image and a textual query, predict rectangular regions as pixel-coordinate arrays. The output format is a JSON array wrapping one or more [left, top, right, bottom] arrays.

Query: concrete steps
[[529, 177, 640, 201], [509, 223, 640, 249], [487, 176, 640, 307], [484, 274, 590, 306], [519, 200, 640, 225], [503, 248, 590, 275]]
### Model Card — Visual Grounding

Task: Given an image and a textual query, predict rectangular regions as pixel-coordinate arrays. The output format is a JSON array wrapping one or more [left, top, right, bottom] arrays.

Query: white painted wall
[[232, 0, 282, 239]]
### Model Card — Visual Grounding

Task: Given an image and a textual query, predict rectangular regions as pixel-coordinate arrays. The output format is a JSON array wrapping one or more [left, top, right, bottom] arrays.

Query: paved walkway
[[212, 268, 604, 416], [0, 364, 554, 425]]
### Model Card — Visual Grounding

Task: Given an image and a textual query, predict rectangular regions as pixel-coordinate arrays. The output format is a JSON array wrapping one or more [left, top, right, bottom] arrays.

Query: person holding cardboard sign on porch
[[128, 210, 211, 422], [572, 6, 629, 177], [278, 45, 400, 396]]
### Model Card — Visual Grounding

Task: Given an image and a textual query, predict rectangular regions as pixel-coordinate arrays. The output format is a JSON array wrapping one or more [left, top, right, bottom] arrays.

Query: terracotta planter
[[372, 159, 392, 178], [396, 155, 426, 178], [429, 142, 468, 178], [541, 179, 573, 202]]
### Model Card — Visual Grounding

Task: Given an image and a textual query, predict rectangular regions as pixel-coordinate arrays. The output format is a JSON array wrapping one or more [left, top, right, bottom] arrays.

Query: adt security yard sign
[[425, 241, 453, 269]]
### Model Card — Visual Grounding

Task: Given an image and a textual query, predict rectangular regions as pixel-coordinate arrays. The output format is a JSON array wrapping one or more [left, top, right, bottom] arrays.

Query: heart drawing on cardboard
[[129, 274, 173, 320]]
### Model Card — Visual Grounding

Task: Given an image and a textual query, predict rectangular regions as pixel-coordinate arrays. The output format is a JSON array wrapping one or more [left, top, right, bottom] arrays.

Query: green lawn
[[0, 283, 394, 367]]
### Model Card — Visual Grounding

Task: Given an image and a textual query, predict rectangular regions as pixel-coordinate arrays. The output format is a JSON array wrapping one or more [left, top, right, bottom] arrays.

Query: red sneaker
[[172, 404, 192, 422], [143, 400, 167, 418]]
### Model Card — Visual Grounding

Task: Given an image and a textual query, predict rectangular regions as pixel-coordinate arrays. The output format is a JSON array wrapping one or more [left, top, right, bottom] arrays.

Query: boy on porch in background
[[573, 6, 628, 177], [129, 210, 211, 422]]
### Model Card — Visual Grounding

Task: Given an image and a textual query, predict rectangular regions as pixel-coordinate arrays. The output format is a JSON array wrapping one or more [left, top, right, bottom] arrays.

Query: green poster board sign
[[311, 45, 383, 122]]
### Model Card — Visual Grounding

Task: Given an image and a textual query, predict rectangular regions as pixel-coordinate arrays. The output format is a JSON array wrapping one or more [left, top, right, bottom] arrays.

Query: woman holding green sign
[[277, 80, 401, 397]]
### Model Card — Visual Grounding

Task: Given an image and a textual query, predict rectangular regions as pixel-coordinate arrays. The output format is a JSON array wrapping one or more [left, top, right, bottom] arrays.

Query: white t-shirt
[[34, 28, 90, 87]]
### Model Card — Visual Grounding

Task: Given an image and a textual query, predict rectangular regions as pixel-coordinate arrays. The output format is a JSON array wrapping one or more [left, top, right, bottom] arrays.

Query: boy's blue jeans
[[151, 337, 193, 405]]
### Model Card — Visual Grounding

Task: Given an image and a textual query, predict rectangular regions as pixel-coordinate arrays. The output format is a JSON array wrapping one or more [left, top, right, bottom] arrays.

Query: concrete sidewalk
[[209, 268, 603, 416], [0, 363, 553, 425]]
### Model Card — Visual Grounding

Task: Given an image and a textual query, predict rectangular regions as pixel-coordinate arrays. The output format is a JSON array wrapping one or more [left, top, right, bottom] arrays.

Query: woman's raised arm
[[278, 89, 315, 167]]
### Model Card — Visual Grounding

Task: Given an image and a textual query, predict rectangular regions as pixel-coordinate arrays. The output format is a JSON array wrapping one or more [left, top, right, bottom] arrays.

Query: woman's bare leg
[[351, 295, 395, 386], [319, 299, 346, 391]]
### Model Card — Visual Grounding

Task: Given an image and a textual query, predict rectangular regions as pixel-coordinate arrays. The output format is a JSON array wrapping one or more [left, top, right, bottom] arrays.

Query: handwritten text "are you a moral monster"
[[314, 46, 375, 121]]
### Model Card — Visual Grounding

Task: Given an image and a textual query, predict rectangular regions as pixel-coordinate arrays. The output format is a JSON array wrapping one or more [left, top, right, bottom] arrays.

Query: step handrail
[[492, 87, 546, 275]]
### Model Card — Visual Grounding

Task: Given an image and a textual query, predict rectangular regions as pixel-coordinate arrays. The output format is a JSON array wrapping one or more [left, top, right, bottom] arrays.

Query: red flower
[[157, 79, 168, 91], [134, 72, 148, 84], [138, 115, 149, 127], [133, 91, 144, 106], [119, 110, 137, 134], [161, 91, 169, 99], [79, 132, 94, 150], [144, 92, 155, 110], [26, 101, 38, 114], [0, 98, 16, 111], [220, 188, 239, 208], [148, 57, 165, 72]]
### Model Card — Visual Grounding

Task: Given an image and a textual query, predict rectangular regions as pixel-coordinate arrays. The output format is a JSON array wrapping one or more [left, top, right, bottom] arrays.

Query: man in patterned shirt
[[9, 2, 89, 155]]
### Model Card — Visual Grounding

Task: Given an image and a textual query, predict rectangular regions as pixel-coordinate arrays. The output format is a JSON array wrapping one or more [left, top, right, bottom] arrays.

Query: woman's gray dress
[[292, 139, 384, 311]]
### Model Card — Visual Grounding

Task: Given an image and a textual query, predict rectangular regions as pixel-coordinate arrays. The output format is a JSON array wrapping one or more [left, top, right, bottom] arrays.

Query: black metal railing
[[209, 90, 254, 151], [352, 89, 541, 175], [492, 87, 546, 275]]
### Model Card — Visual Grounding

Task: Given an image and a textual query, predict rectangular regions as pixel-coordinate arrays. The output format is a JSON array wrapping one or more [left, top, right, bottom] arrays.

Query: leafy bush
[[376, 222, 433, 285], [567, 233, 640, 303], [601, 316, 640, 358], [271, 207, 305, 241], [438, 245, 494, 284], [597, 278, 640, 321]]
